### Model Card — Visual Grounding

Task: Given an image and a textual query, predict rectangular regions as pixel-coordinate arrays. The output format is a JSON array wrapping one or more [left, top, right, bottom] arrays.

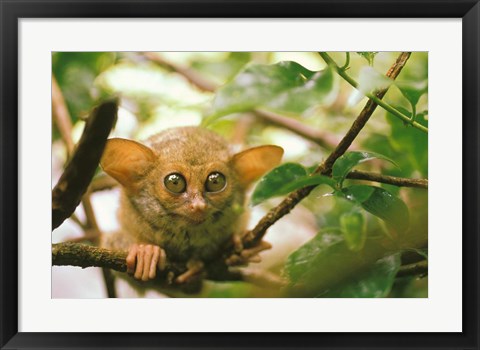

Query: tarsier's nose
[[189, 196, 207, 213]]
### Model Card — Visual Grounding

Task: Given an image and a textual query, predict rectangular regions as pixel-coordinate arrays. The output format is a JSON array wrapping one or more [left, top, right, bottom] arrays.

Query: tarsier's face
[[143, 127, 243, 226], [100, 126, 283, 228], [149, 154, 240, 225]]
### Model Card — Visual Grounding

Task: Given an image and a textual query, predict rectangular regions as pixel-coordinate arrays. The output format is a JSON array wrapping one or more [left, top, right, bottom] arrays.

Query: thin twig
[[347, 170, 427, 189], [243, 52, 412, 247], [82, 195, 99, 232], [89, 175, 118, 192], [69, 213, 88, 231], [81, 193, 118, 298], [143, 52, 218, 92], [255, 109, 338, 149], [397, 260, 428, 277], [52, 76, 75, 156], [230, 113, 255, 148], [65, 229, 102, 244]]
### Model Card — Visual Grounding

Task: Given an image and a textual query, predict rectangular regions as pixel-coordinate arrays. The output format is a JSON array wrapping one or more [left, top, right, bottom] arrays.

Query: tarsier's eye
[[205, 172, 226, 192], [164, 173, 187, 193]]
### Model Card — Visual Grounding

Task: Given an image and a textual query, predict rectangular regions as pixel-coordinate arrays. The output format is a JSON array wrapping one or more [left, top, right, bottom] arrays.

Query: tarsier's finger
[[240, 241, 272, 259], [225, 254, 248, 267], [134, 245, 145, 280], [148, 246, 160, 279], [232, 235, 243, 253], [142, 245, 154, 281], [176, 261, 204, 284], [158, 248, 167, 271], [247, 255, 262, 263], [126, 244, 138, 274]]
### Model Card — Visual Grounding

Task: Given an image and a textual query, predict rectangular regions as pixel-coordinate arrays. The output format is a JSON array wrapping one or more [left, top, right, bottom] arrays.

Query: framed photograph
[[1, 1, 479, 349]]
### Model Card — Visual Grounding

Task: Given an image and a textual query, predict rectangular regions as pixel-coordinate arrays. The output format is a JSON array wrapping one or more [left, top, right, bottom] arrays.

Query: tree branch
[[143, 52, 218, 92], [243, 52, 412, 247], [51, 99, 118, 230], [52, 242, 240, 283], [89, 174, 118, 192], [254, 109, 338, 149], [397, 260, 428, 278], [347, 170, 427, 189], [53, 242, 128, 272]]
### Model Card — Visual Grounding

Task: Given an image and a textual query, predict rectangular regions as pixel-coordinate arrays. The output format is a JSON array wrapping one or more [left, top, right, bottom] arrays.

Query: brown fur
[[100, 126, 283, 263]]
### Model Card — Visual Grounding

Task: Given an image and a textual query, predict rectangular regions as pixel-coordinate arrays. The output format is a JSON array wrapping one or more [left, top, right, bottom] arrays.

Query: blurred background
[[52, 52, 428, 298]]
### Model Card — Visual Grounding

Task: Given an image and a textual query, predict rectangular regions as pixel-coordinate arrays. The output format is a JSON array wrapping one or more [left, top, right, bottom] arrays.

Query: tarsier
[[100, 126, 283, 286]]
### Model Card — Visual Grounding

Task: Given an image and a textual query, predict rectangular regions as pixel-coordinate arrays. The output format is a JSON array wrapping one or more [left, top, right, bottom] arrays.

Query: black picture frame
[[1, 1, 479, 349]]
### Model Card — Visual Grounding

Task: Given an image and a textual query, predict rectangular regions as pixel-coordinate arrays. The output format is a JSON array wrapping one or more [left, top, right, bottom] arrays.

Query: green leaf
[[356, 52, 378, 66], [251, 163, 335, 206], [357, 66, 393, 95], [208, 61, 335, 122], [340, 211, 367, 251], [284, 229, 394, 296], [332, 151, 398, 187], [251, 163, 307, 205], [402, 248, 428, 260], [396, 80, 428, 107], [386, 106, 428, 176], [340, 185, 410, 233], [278, 174, 336, 194], [191, 52, 251, 85], [319, 254, 401, 298], [285, 232, 344, 285]]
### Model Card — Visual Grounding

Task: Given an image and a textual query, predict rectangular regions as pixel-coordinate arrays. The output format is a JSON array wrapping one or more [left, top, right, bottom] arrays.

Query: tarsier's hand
[[225, 236, 272, 266], [176, 260, 205, 284], [126, 243, 167, 281]]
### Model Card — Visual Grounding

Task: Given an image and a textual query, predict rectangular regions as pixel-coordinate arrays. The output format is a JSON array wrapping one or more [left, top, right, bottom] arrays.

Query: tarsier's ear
[[100, 138, 156, 190], [232, 145, 284, 187]]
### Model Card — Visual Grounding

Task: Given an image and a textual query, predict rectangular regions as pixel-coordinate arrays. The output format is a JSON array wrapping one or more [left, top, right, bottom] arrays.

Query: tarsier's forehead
[[146, 126, 232, 164]]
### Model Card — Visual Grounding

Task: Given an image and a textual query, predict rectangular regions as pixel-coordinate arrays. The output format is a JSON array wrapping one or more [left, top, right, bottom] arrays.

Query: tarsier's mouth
[[176, 211, 210, 225], [187, 215, 207, 224]]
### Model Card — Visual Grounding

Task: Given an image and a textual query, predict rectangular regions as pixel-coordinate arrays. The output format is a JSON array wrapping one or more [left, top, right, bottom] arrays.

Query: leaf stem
[[318, 52, 428, 133], [410, 102, 417, 123], [340, 52, 350, 70]]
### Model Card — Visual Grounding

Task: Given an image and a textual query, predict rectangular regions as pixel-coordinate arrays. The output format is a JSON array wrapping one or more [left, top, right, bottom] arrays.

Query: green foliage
[[319, 254, 401, 297], [332, 151, 398, 188], [52, 51, 428, 298], [207, 61, 335, 123], [192, 52, 251, 85], [356, 52, 378, 66], [386, 107, 428, 176], [284, 229, 398, 297], [53, 52, 116, 122], [285, 232, 345, 287], [357, 66, 393, 95], [396, 80, 428, 108], [340, 211, 367, 251], [339, 185, 410, 233], [251, 163, 335, 206]]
